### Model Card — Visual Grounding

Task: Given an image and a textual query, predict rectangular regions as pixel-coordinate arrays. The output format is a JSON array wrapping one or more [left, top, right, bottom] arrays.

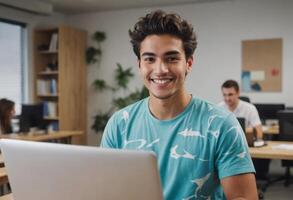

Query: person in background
[[218, 80, 263, 140], [218, 79, 268, 199], [101, 10, 257, 199], [0, 98, 15, 134]]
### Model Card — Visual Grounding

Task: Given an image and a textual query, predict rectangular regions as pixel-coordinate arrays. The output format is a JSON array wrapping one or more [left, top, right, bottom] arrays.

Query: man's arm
[[221, 173, 258, 200], [254, 124, 263, 140]]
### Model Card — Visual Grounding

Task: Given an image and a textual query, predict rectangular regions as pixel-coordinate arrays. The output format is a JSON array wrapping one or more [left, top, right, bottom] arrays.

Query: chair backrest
[[239, 96, 250, 103], [254, 103, 285, 121], [277, 110, 293, 141]]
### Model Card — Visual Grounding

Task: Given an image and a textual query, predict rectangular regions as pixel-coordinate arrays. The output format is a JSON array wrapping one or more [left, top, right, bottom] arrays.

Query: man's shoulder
[[193, 97, 230, 118], [110, 98, 147, 121], [239, 100, 256, 110]]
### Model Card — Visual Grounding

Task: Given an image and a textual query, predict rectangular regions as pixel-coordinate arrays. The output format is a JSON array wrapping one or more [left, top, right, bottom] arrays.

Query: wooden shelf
[[34, 25, 87, 144], [44, 116, 59, 120], [39, 50, 58, 54], [38, 71, 58, 75], [37, 94, 58, 98]]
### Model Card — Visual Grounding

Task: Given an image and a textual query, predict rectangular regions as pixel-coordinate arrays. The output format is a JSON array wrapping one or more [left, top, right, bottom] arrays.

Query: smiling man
[[101, 10, 257, 200]]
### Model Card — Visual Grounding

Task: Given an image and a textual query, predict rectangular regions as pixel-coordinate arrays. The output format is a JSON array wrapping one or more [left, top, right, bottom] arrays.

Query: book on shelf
[[43, 101, 58, 118], [37, 79, 57, 95], [47, 121, 59, 131], [49, 33, 58, 52]]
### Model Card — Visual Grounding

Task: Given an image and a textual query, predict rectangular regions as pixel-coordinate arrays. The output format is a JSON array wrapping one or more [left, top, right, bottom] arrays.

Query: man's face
[[222, 87, 240, 108], [138, 34, 193, 100]]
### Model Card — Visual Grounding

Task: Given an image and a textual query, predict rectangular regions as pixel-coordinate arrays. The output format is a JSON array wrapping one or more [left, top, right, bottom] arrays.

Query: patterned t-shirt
[[101, 97, 255, 200]]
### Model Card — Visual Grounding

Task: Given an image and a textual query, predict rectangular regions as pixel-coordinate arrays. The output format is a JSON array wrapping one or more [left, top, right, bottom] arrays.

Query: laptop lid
[[0, 139, 163, 200], [237, 117, 254, 147], [237, 117, 245, 132]]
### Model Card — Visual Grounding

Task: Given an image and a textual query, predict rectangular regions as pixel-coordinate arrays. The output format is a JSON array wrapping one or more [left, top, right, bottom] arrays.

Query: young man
[[218, 80, 263, 140], [101, 10, 257, 199]]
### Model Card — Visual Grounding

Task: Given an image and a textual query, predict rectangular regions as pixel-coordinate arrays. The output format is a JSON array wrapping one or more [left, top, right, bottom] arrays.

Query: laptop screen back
[[237, 117, 254, 147], [0, 139, 163, 200]]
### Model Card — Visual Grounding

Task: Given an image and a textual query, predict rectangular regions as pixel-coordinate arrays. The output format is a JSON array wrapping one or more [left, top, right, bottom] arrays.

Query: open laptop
[[237, 117, 254, 147], [0, 139, 163, 200]]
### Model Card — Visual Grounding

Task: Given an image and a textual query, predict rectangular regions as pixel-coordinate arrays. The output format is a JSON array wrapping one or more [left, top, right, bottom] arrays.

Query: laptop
[[237, 117, 254, 147], [0, 139, 163, 200]]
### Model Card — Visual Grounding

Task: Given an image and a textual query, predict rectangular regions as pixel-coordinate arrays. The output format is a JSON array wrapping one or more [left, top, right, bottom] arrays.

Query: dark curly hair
[[129, 10, 197, 60]]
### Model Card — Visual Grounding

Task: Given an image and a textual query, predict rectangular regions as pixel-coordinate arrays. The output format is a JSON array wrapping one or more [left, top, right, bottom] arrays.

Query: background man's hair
[[221, 80, 240, 92], [129, 10, 197, 60]]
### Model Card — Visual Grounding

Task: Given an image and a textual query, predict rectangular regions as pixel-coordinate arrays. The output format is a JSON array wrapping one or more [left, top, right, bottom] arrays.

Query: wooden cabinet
[[33, 25, 87, 144]]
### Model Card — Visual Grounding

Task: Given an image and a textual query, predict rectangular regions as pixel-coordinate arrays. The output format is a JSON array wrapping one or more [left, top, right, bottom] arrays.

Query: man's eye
[[166, 57, 179, 62], [144, 57, 155, 62]]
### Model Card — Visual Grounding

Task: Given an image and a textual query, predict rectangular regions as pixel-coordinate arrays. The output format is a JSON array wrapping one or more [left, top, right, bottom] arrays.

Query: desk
[[0, 131, 83, 143], [0, 194, 12, 200], [249, 141, 293, 160], [246, 125, 279, 135]]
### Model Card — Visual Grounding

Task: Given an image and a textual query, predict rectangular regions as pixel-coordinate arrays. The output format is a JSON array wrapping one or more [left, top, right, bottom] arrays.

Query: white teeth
[[152, 79, 171, 84]]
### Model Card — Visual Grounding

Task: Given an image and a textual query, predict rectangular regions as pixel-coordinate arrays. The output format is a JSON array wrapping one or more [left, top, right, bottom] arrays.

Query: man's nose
[[154, 60, 168, 74]]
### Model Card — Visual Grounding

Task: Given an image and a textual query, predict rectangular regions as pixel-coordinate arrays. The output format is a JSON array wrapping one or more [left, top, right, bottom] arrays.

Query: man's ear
[[186, 56, 194, 74]]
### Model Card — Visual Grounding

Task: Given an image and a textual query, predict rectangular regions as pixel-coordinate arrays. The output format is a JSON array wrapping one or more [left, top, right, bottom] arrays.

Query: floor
[[261, 160, 293, 200]]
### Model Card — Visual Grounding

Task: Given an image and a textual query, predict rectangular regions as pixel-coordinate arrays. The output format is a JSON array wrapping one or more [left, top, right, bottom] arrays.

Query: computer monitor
[[277, 110, 293, 141], [19, 103, 46, 132], [254, 103, 285, 122]]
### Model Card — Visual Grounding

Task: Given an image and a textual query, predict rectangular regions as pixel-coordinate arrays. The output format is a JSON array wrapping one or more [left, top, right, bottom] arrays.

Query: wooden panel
[[58, 26, 87, 144]]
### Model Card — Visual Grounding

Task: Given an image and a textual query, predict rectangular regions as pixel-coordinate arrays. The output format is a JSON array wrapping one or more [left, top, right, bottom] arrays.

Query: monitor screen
[[254, 103, 285, 121], [19, 104, 46, 133], [277, 110, 293, 140]]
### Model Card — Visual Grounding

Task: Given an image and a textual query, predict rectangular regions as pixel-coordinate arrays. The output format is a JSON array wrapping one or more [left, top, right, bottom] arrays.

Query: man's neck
[[149, 91, 191, 120], [229, 100, 240, 112]]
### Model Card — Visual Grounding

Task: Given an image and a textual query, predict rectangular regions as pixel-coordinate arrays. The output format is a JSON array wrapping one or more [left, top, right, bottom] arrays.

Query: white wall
[[68, 0, 293, 145], [0, 5, 67, 102]]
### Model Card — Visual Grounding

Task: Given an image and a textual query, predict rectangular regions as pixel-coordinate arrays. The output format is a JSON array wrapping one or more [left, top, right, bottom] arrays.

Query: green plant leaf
[[113, 87, 148, 109], [92, 79, 111, 91], [115, 63, 134, 89], [91, 112, 110, 133], [86, 47, 102, 64], [92, 31, 106, 42]]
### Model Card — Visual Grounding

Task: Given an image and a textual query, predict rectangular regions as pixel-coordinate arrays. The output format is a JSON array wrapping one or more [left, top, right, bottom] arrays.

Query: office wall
[[68, 0, 293, 145], [0, 6, 67, 102]]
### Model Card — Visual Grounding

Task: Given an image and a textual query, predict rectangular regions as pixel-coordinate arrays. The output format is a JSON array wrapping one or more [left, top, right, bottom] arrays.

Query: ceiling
[[20, 0, 230, 14]]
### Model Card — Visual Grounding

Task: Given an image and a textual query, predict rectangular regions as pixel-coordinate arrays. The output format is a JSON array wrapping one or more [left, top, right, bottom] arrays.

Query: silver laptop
[[0, 139, 163, 200]]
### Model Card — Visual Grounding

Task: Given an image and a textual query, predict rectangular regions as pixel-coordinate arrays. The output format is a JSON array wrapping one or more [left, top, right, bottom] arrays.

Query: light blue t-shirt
[[101, 97, 255, 200]]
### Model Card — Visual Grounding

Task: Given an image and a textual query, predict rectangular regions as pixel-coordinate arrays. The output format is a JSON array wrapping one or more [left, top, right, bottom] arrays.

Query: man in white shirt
[[219, 80, 270, 195], [218, 80, 263, 139]]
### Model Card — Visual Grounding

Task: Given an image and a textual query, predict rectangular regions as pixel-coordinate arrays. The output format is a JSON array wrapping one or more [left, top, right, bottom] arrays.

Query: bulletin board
[[241, 38, 282, 92]]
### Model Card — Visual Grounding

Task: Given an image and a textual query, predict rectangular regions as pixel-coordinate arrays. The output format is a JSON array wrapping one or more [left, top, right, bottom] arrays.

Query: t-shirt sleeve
[[248, 105, 262, 127], [100, 112, 122, 148], [215, 114, 255, 179]]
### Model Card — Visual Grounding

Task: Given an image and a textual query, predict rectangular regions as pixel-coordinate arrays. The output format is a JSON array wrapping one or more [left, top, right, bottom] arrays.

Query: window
[[0, 19, 26, 114]]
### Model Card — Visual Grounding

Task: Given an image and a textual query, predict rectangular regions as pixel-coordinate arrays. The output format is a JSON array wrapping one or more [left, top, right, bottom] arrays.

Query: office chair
[[277, 110, 293, 186], [239, 96, 250, 103]]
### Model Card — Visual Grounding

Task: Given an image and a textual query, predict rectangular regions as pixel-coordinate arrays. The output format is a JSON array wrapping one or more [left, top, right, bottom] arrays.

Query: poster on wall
[[241, 38, 282, 92]]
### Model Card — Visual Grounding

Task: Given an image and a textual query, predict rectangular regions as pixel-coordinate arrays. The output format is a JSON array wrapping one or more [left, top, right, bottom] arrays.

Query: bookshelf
[[33, 25, 87, 144]]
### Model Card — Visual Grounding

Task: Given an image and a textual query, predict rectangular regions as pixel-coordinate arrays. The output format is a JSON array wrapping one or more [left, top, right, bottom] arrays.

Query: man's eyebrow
[[164, 51, 180, 56], [141, 52, 156, 57]]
